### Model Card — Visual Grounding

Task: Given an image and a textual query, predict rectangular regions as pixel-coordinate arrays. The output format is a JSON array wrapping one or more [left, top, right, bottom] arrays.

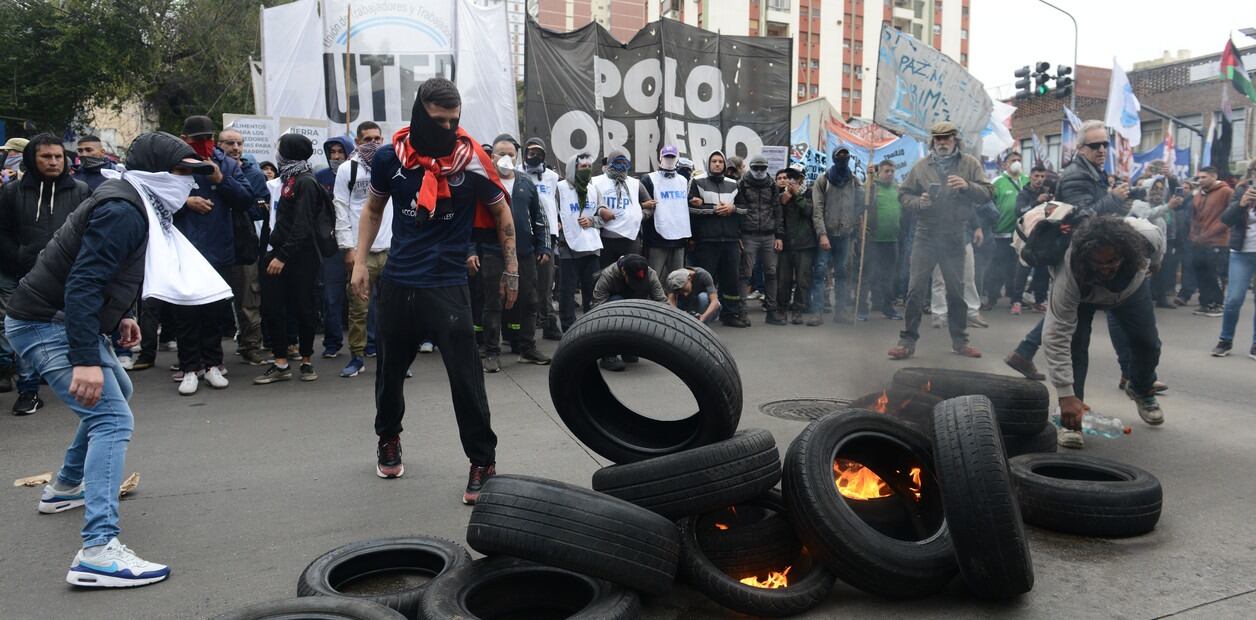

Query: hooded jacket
[[0, 141, 91, 279], [811, 166, 865, 238], [315, 136, 356, 194], [1189, 181, 1235, 247], [687, 151, 742, 242], [471, 173, 548, 258], [172, 145, 254, 268], [736, 172, 781, 234]]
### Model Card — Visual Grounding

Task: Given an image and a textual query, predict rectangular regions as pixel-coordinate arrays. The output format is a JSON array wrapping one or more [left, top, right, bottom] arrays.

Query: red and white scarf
[[391, 126, 508, 219]]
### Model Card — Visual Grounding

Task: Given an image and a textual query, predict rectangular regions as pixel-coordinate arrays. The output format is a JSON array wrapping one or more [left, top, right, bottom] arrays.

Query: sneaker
[[887, 344, 915, 360], [1057, 427, 1085, 450], [1123, 385, 1165, 426], [253, 364, 292, 384], [1250, 344, 1256, 361], [1117, 377, 1168, 394], [364, 345, 378, 358], [169, 363, 181, 372], [158, 341, 177, 352], [482, 356, 501, 373], [177, 372, 199, 396], [1004, 352, 1045, 380], [804, 314, 822, 326], [38, 482, 85, 514], [766, 314, 787, 325], [980, 301, 994, 312], [376, 435, 404, 478], [1205, 305, 1225, 318], [1031, 303, 1047, 313], [967, 314, 990, 328], [599, 356, 626, 372], [341, 356, 366, 377], [746, 290, 764, 301], [953, 344, 982, 358], [1172, 297, 1187, 307], [132, 358, 155, 371], [1010, 302, 1022, 316], [790, 312, 804, 325], [12, 392, 43, 416], [855, 313, 869, 322], [1212, 340, 1233, 357], [463, 463, 496, 505], [721, 316, 751, 328], [204, 366, 229, 389], [300, 363, 318, 381], [66, 538, 170, 588], [215, 364, 229, 377], [931, 314, 945, 329], [882, 309, 904, 320], [518, 348, 552, 365], [321, 347, 341, 359], [419, 341, 436, 354], [118, 355, 135, 371], [240, 350, 268, 365], [542, 328, 563, 341]]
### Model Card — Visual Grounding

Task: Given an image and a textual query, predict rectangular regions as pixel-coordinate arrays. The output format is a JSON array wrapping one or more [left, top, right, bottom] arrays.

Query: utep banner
[[261, 0, 515, 145], [875, 24, 991, 152], [524, 17, 792, 174], [1130, 143, 1192, 184], [824, 132, 922, 185]]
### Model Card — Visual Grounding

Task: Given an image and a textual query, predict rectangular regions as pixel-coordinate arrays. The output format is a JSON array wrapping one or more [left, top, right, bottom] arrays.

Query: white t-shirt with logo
[[589, 174, 642, 240]]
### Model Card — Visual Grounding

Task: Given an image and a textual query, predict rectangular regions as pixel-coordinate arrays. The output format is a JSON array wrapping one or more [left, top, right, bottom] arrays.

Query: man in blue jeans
[[1211, 173, 1256, 358], [3, 131, 219, 587], [810, 147, 864, 324]]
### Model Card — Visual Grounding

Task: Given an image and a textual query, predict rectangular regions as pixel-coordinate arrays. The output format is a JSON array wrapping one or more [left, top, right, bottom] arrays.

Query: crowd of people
[[1, 75, 1255, 589]]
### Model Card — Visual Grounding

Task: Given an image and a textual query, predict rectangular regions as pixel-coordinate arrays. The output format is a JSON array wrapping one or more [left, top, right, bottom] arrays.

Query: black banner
[[524, 17, 791, 175]]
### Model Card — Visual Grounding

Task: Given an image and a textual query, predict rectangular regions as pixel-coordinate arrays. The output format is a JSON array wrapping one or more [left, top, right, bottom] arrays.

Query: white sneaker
[[37, 482, 85, 514], [177, 372, 199, 396], [67, 538, 170, 588], [204, 366, 229, 389], [419, 341, 435, 354], [118, 355, 135, 371], [932, 314, 945, 329], [1057, 427, 1085, 449]]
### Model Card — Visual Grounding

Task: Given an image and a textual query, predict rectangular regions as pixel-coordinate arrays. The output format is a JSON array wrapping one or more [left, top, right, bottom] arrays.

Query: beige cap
[[2, 137, 29, 152], [930, 121, 958, 137]]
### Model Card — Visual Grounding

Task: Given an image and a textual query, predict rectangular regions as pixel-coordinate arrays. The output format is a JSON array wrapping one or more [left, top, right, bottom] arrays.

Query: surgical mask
[[496, 155, 515, 177], [1009, 161, 1023, 175]]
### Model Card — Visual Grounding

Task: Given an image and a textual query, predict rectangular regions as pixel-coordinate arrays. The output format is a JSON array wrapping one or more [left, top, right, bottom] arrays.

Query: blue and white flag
[[1104, 59, 1141, 146], [1060, 106, 1081, 169]]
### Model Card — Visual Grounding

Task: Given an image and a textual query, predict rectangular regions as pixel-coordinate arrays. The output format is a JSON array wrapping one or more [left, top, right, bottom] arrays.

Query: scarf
[[929, 148, 961, 176], [573, 169, 592, 211], [355, 141, 381, 172], [524, 159, 546, 180], [826, 161, 851, 187], [392, 126, 507, 220], [278, 158, 312, 181], [123, 170, 232, 306]]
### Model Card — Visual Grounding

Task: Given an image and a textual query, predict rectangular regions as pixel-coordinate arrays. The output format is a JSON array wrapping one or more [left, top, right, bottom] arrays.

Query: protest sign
[[761, 146, 789, 175], [1130, 142, 1192, 184], [222, 114, 278, 164]]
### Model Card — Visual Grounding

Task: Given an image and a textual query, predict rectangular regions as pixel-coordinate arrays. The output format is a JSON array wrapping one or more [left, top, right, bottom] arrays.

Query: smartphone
[[1173, 187, 1185, 197], [927, 182, 941, 196]]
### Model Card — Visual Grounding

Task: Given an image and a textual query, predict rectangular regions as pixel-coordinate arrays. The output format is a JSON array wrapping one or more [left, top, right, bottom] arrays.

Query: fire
[[714, 522, 730, 531], [924, 380, 932, 392], [740, 566, 791, 589], [871, 390, 889, 414], [834, 459, 924, 501]]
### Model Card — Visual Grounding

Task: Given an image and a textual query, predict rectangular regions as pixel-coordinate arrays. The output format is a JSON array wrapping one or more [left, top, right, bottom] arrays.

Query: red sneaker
[[953, 344, 983, 358], [887, 345, 915, 360], [463, 463, 496, 505], [376, 435, 404, 479]]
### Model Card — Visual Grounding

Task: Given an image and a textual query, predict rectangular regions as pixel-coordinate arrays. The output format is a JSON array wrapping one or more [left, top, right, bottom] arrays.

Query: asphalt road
[[1, 300, 1254, 619]]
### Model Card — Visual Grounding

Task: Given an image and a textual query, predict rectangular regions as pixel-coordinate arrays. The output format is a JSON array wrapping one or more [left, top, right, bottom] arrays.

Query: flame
[[834, 459, 924, 501], [714, 522, 730, 531], [871, 390, 889, 414], [923, 380, 932, 392], [740, 566, 791, 589]]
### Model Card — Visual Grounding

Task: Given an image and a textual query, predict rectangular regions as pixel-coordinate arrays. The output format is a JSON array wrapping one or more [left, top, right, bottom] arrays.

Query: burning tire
[[548, 299, 741, 464], [1004, 423, 1058, 458], [591, 428, 780, 519], [1009, 453, 1162, 538], [694, 490, 800, 579], [418, 557, 639, 620], [679, 504, 837, 617], [782, 412, 956, 598], [892, 367, 1049, 437], [932, 396, 1034, 599], [466, 475, 681, 595], [850, 388, 942, 437], [211, 597, 406, 620], [295, 536, 471, 618]]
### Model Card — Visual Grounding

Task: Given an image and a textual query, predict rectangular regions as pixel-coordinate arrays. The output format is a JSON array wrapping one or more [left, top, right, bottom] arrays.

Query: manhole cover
[[758, 398, 852, 421]]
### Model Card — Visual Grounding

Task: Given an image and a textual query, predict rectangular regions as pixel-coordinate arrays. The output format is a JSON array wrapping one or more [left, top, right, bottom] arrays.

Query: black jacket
[[0, 144, 91, 278], [688, 174, 741, 242], [1055, 156, 1127, 217], [472, 175, 548, 258], [736, 175, 781, 234], [1221, 181, 1254, 252], [264, 173, 325, 264]]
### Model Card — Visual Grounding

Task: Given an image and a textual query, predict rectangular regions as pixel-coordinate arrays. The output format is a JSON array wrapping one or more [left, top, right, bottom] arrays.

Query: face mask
[[749, 168, 768, 180], [525, 154, 545, 168], [5, 153, 22, 170], [574, 168, 592, 185], [329, 156, 345, 172], [835, 156, 850, 167], [188, 138, 216, 160], [130, 171, 197, 218], [1009, 161, 1023, 175], [659, 157, 677, 172], [496, 155, 515, 177], [409, 102, 460, 157], [79, 156, 107, 170]]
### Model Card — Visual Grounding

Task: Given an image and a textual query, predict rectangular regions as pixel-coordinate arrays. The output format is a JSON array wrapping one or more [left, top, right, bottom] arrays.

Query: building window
[[750, 19, 759, 30], [843, 63, 851, 73], [935, 1, 942, 12], [811, 85, 819, 97], [843, 39, 850, 49], [854, 90, 862, 100], [854, 42, 862, 53], [932, 24, 940, 35], [843, 88, 851, 98], [800, 7, 808, 17], [961, 29, 968, 39], [961, 53, 968, 64], [768, 0, 790, 10], [962, 6, 969, 16], [812, 7, 820, 17], [811, 59, 820, 69]]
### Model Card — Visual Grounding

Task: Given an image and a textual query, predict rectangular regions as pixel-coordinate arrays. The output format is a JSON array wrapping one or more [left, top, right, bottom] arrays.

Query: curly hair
[[1070, 216, 1152, 285]]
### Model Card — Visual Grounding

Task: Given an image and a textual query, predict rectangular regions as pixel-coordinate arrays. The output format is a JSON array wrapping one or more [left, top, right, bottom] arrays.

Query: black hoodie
[[0, 141, 91, 278]]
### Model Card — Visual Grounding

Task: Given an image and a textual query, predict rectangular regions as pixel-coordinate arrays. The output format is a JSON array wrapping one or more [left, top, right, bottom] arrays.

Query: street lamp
[[1034, 0, 1077, 110]]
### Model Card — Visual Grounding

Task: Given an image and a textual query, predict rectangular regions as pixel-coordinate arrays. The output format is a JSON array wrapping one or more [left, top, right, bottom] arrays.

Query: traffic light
[[1035, 71, 1051, 96], [1035, 61, 1051, 74], [1014, 66, 1031, 99], [1054, 64, 1074, 99]]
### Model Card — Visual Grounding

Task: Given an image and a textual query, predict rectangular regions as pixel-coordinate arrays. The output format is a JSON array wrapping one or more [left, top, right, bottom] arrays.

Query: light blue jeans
[[5, 317, 133, 547], [1220, 251, 1256, 345]]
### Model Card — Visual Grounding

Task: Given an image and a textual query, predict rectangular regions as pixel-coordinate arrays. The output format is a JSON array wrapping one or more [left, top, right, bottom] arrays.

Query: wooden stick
[[853, 144, 876, 317], [344, 4, 352, 135]]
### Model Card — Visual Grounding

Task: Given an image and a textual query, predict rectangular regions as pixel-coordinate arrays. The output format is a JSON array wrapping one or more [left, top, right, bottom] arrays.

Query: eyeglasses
[[1083, 141, 1108, 151], [219, 140, 243, 147]]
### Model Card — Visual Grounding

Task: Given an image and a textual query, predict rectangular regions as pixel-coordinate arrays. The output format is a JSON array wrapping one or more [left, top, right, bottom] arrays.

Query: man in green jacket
[[984, 151, 1028, 311], [857, 160, 905, 321]]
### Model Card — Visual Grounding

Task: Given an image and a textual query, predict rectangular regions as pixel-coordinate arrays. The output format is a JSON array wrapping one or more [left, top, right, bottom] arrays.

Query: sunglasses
[[219, 140, 243, 146], [1084, 141, 1108, 151]]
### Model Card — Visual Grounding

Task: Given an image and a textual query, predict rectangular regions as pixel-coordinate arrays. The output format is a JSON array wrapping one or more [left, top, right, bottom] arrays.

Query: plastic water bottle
[[1050, 407, 1131, 439]]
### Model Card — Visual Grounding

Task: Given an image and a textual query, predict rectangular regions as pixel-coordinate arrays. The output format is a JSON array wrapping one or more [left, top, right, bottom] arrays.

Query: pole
[[343, 4, 352, 136], [1034, 0, 1077, 110], [853, 142, 875, 319]]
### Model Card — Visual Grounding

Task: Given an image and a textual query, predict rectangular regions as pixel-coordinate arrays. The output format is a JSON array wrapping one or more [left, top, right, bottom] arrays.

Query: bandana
[[391, 125, 508, 220], [607, 155, 631, 182], [355, 141, 381, 172], [279, 158, 313, 181], [188, 138, 216, 160]]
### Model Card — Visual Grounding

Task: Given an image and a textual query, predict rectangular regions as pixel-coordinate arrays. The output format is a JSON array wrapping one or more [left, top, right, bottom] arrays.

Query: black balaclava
[[409, 81, 460, 157]]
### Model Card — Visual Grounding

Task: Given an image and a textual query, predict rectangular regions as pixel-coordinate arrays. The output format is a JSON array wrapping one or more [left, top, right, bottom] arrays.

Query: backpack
[[1014, 202, 1082, 268], [308, 180, 338, 258]]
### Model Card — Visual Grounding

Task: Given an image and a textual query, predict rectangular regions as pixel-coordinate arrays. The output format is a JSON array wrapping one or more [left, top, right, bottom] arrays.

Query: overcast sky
[[968, 0, 1256, 97]]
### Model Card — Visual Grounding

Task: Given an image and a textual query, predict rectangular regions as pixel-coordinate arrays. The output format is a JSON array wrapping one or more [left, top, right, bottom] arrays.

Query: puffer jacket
[[736, 173, 781, 234], [1055, 155, 1126, 217], [0, 141, 91, 278]]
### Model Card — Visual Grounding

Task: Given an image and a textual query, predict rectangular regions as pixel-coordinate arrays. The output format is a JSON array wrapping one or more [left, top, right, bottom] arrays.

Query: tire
[[296, 536, 471, 618], [782, 412, 956, 598], [211, 597, 407, 620], [1004, 423, 1058, 458], [591, 428, 780, 519], [418, 556, 639, 620], [694, 489, 800, 579], [1009, 453, 1162, 538], [893, 367, 1048, 437], [549, 299, 741, 463], [679, 513, 837, 617], [849, 388, 942, 438], [466, 475, 681, 595], [932, 396, 1034, 599]]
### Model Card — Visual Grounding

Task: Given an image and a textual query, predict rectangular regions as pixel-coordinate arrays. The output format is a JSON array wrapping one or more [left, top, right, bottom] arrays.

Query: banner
[[874, 24, 992, 152], [1060, 106, 1082, 169], [524, 17, 792, 174], [823, 131, 922, 184], [1130, 142, 1192, 184], [789, 148, 829, 189], [1105, 59, 1141, 146], [980, 99, 1016, 160], [261, 0, 515, 145], [223, 114, 278, 164]]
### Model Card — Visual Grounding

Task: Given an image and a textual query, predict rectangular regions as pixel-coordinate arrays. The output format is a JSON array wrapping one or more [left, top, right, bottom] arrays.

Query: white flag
[[1104, 59, 1141, 146]]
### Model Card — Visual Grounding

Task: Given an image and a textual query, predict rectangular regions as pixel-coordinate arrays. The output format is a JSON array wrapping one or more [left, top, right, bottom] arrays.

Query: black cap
[[618, 254, 652, 296], [278, 133, 314, 161], [182, 115, 215, 137], [126, 132, 215, 174], [492, 133, 519, 149], [525, 137, 547, 152]]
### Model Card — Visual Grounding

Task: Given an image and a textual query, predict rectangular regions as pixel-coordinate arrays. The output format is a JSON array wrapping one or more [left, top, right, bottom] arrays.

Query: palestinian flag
[[1220, 40, 1256, 105]]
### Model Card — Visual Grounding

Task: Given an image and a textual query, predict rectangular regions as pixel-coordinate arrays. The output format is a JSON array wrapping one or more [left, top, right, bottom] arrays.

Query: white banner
[[223, 114, 278, 164], [262, 0, 515, 144]]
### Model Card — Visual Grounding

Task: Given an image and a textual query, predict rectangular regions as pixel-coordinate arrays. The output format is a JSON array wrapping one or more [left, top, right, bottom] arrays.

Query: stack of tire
[[890, 367, 1058, 458]]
